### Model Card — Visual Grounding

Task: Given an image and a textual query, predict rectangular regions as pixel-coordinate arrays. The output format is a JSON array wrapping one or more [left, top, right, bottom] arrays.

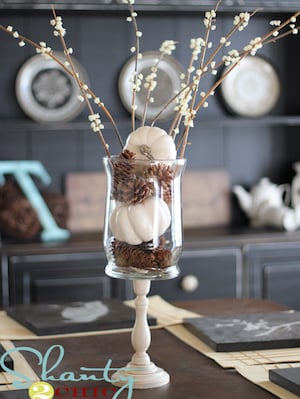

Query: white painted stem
[[111, 279, 170, 389], [130, 279, 151, 366]]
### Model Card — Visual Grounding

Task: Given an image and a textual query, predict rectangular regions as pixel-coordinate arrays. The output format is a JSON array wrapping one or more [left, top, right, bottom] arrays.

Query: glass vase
[[102, 155, 186, 389], [103, 156, 186, 280]]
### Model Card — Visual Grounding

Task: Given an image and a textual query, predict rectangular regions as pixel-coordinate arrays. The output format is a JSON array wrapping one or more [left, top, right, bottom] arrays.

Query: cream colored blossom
[[36, 41, 52, 58], [159, 40, 176, 55], [244, 37, 262, 55], [204, 10, 216, 28], [50, 16, 66, 37], [88, 113, 104, 132], [222, 49, 240, 66], [233, 12, 250, 30], [270, 20, 281, 26]]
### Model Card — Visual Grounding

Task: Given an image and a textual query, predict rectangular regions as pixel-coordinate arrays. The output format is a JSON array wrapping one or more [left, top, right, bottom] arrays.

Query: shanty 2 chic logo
[[0, 344, 135, 399]]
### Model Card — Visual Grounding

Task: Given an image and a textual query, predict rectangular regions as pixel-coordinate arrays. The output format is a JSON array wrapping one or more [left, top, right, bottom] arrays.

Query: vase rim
[[103, 155, 186, 164]]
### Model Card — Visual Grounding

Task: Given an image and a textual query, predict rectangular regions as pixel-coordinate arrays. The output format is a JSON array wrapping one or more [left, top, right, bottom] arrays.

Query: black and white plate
[[15, 52, 89, 123]]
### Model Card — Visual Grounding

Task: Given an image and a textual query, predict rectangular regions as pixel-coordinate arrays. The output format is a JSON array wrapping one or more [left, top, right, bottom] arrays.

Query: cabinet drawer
[[8, 252, 112, 304], [150, 248, 242, 301], [244, 242, 300, 309], [264, 263, 300, 309]]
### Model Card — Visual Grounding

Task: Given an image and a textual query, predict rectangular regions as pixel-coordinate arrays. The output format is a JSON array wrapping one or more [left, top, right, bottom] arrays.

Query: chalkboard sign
[[6, 300, 156, 335], [0, 391, 28, 399], [184, 312, 300, 352], [269, 367, 300, 396]]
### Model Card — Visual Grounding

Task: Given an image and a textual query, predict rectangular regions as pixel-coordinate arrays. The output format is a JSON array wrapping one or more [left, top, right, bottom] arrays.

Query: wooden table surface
[[6, 298, 289, 399]]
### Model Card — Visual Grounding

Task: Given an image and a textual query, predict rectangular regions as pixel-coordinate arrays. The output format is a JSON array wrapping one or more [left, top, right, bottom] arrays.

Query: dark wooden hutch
[[1, 0, 300, 309]]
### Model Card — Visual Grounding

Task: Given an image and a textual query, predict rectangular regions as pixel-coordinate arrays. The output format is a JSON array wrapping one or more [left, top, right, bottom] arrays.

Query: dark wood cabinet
[[0, 238, 133, 306], [1, 243, 243, 305], [7, 252, 110, 305], [2, 229, 300, 306], [244, 242, 300, 310], [150, 247, 243, 301]]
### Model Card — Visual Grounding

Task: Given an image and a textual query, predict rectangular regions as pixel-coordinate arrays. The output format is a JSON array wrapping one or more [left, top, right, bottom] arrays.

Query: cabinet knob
[[181, 274, 199, 292]]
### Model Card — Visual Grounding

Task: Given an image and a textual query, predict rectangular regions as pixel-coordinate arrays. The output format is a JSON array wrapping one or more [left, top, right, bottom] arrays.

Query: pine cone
[[113, 175, 154, 204], [131, 178, 154, 204], [119, 149, 136, 160], [112, 151, 136, 202], [114, 149, 136, 179], [153, 246, 172, 268], [0, 179, 23, 210], [43, 192, 69, 228], [144, 164, 174, 203], [0, 198, 41, 240], [111, 238, 172, 271]]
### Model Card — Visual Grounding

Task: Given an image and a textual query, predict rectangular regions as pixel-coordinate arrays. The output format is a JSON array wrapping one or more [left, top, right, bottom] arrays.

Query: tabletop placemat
[[0, 341, 39, 391], [0, 312, 34, 340], [236, 363, 300, 399]]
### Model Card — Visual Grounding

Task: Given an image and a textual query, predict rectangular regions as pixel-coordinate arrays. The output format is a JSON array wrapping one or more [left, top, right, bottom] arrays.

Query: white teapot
[[233, 177, 289, 220]]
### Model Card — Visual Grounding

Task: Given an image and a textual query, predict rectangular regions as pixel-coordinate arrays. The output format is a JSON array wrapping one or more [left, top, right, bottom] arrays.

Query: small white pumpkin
[[109, 196, 171, 245], [124, 125, 176, 160]]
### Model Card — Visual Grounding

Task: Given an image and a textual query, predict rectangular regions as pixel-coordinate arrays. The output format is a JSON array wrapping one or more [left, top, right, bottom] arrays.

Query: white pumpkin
[[124, 126, 176, 160], [109, 196, 171, 245]]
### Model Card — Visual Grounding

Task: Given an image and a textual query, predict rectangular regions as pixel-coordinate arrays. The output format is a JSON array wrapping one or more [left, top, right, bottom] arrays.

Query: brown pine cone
[[113, 176, 154, 204], [113, 150, 136, 180], [153, 246, 172, 268], [144, 164, 173, 182], [119, 149, 136, 160], [0, 179, 23, 210], [43, 192, 69, 228], [132, 179, 154, 203], [112, 151, 136, 202], [0, 198, 41, 240], [144, 164, 174, 203], [0, 191, 69, 240], [111, 239, 172, 271]]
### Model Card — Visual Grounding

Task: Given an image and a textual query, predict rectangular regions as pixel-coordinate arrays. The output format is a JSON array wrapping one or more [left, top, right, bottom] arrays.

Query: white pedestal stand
[[111, 279, 170, 389]]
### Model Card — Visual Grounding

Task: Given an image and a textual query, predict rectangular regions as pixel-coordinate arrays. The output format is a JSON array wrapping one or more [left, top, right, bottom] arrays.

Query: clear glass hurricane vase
[[102, 155, 186, 389], [103, 156, 186, 280]]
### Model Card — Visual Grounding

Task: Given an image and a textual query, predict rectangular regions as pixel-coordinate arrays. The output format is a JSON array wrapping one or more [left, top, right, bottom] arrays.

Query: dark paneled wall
[[0, 9, 299, 224]]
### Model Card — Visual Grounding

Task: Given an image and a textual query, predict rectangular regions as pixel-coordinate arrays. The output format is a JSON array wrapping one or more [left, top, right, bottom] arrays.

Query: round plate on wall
[[15, 52, 89, 123], [219, 55, 281, 117], [118, 51, 185, 122]]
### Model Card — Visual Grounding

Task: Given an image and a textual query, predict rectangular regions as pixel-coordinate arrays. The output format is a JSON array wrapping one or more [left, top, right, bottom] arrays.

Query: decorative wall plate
[[118, 51, 185, 121], [219, 55, 281, 117], [15, 52, 89, 123]]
